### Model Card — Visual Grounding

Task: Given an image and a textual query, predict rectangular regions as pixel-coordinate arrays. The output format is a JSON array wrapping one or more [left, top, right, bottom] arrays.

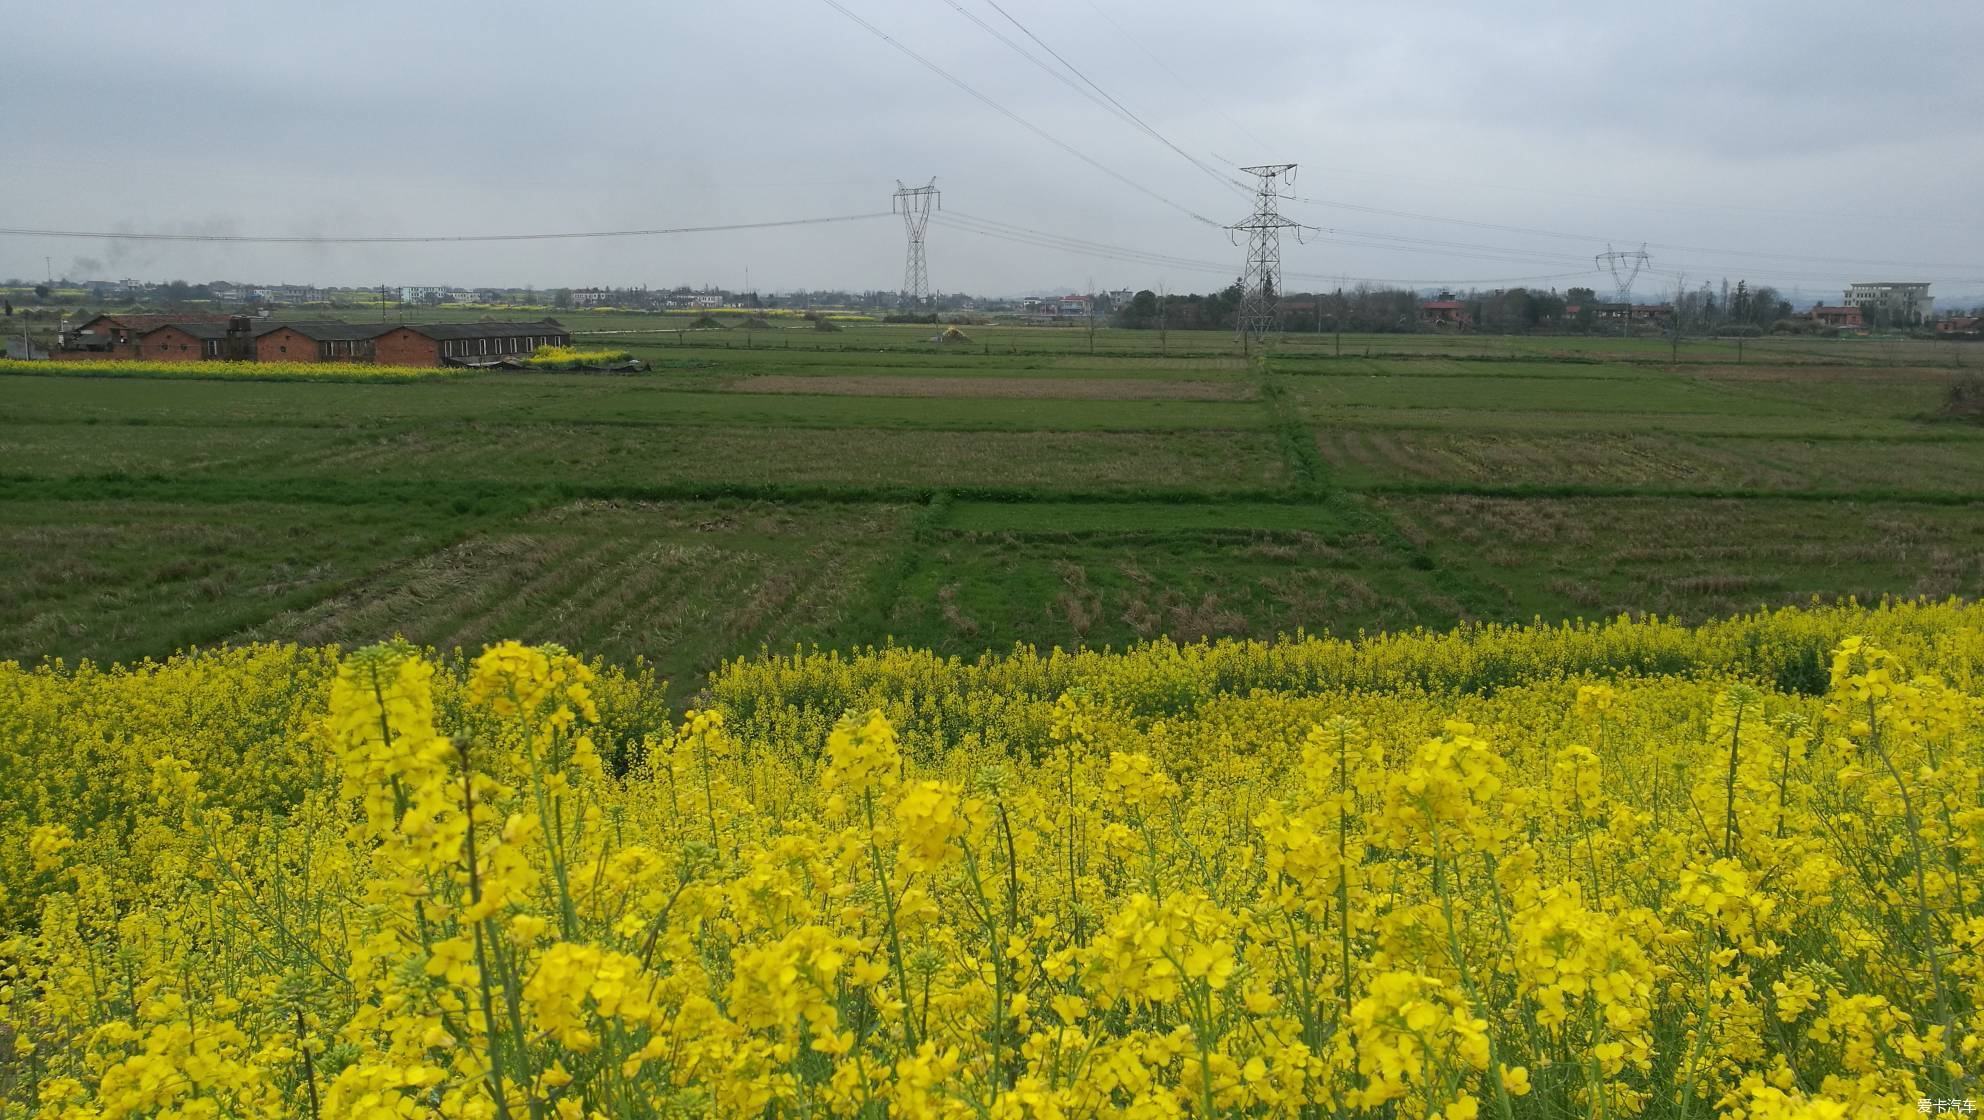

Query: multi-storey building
[[1842, 282, 1933, 326]]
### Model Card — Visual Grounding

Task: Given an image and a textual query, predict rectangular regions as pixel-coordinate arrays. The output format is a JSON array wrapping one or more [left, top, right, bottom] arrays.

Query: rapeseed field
[[2, 602, 1978, 1117]]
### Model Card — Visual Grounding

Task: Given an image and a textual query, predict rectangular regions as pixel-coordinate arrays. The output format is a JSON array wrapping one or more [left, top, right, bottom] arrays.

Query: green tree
[[1567, 287, 1596, 330], [1115, 290, 1159, 329]]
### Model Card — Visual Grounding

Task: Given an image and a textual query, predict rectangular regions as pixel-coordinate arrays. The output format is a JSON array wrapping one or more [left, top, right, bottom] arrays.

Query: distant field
[[4, 325, 1979, 698]]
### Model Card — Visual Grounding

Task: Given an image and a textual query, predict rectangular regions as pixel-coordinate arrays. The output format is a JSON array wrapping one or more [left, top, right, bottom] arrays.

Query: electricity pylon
[[893, 179, 940, 310], [1231, 164, 1301, 349], [1595, 243, 1650, 336]]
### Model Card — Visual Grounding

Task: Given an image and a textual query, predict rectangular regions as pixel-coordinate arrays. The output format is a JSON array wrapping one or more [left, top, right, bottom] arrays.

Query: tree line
[[1110, 279, 1806, 334], [1113, 284, 1422, 333]]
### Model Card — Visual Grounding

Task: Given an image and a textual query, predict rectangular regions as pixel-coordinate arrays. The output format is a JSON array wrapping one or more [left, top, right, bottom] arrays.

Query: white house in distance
[[1842, 282, 1933, 326], [1018, 295, 1094, 318]]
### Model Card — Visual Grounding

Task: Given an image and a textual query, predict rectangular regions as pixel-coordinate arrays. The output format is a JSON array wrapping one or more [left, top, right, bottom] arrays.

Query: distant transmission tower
[[893, 178, 940, 310], [1596, 241, 1651, 329], [1230, 164, 1301, 349]]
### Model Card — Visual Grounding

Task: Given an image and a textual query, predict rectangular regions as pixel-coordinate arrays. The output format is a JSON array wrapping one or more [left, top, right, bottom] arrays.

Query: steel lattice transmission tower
[[1230, 164, 1302, 348], [1595, 242, 1650, 336], [1596, 242, 1651, 304], [893, 178, 940, 310]]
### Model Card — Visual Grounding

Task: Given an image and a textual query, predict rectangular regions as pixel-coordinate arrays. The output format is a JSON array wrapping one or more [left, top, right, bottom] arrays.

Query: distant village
[[3, 275, 1978, 366]]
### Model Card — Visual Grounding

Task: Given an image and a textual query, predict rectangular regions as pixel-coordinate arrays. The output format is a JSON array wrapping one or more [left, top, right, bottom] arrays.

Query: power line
[[1287, 193, 1980, 273], [965, 0, 1249, 197], [1298, 161, 1984, 236], [939, 211, 1236, 273], [0, 212, 892, 245], [935, 1, 1155, 137], [938, 209, 1602, 289], [816, 0, 1223, 227], [1078, 0, 1272, 154]]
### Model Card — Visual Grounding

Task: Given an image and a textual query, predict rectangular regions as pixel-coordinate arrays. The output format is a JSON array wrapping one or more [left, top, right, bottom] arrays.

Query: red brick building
[[60, 315, 570, 367], [1418, 300, 1472, 328], [1811, 305, 1863, 328], [252, 325, 324, 362], [262, 321, 386, 361], [63, 313, 229, 359], [372, 321, 572, 367], [137, 322, 230, 360]]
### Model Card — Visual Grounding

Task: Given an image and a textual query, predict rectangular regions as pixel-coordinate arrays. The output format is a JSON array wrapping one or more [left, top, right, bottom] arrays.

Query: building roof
[[263, 320, 395, 342], [99, 316, 573, 345], [74, 313, 229, 334], [1421, 300, 1466, 310], [388, 320, 569, 341], [141, 321, 234, 340]]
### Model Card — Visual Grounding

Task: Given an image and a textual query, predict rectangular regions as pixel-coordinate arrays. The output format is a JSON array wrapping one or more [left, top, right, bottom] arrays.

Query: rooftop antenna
[[892, 178, 940, 311]]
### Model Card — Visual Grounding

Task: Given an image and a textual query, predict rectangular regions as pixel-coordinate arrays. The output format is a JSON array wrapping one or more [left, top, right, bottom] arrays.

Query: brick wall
[[137, 327, 206, 361], [254, 327, 318, 362], [373, 328, 441, 367]]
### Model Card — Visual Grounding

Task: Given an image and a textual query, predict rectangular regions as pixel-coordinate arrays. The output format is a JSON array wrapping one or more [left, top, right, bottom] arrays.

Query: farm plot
[[1314, 428, 1984, 494], [0, 422, 359, 478], [888, 499, 1440, 651], [724, 374, 1256, 400], [249, 424, 1290, 493], [1378, 494, 1984, 621], [0, 498, 492, 664], [3, 374, 1263, 432], [235, 499, 915, 686], [6, 325, 1979, 701], [1287, 370, 1822, 416]]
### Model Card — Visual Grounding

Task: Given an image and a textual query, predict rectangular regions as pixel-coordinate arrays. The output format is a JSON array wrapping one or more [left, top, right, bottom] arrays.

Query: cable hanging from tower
[[0, 212, 893, 244], [816, 0, 1225, 228]]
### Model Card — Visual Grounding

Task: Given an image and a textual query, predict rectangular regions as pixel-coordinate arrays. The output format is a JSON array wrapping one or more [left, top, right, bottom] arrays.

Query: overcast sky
[[4, 0, 1980, 301]]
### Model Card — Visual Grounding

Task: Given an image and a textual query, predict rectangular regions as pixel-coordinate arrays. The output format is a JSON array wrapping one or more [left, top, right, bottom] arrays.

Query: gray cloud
[[3, 0, 1979, 300]]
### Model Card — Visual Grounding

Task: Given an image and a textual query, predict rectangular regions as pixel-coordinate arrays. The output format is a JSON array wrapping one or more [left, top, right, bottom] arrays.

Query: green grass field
[[4, 324, 1980, 697]]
